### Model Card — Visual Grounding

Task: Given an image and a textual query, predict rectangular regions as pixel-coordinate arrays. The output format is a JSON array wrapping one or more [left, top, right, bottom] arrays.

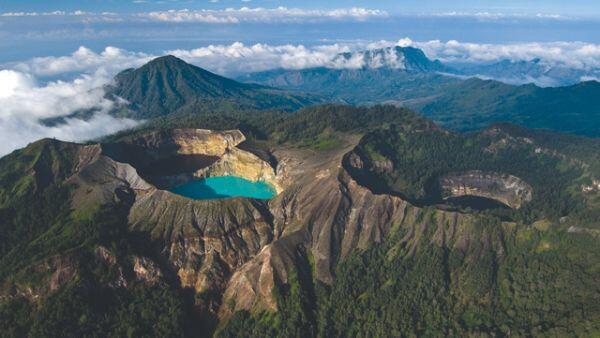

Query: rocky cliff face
[[1, 129, 280, 307], [102, 129, 244, 169], [439, 170, 533, 209], [128, 191, 273, 294], [195, 147, 281, 192], [103, 129, 279, 191]]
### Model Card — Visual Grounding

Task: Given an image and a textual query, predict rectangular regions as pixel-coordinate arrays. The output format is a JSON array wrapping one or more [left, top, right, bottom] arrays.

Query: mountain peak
[[333, 45, 449, 73], [146, 54, 188, 67], [107, 54, 316, 118], [139, 55, 201, 74]]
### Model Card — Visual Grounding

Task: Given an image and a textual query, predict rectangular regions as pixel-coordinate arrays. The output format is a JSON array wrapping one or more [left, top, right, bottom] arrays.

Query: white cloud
[[0, 69, 140, 157], [16, 39, 594, 80], [6, 39, 600, 81], [168, 42, 356, 74], [11, 46, 153, 77], [165, 39, 600, 76], [4, 7, 577, 25], [581, 76, 600, 82], [411, 39, 600, 69], [1, 12, 39, 17], [140, 7, 388, 23]]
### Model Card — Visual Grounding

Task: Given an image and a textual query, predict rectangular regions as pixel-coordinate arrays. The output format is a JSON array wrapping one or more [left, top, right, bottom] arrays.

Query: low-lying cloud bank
[[13, 46, 152, 77], [166, 38, 600, 75], [2, 38, 600, 156], [413, 39, 600, 69], [0, 69, 140, 156], [0, 46, 153, 156], [11, 39, 600, 78]]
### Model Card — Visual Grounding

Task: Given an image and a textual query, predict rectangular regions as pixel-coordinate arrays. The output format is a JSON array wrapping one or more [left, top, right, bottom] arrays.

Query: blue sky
[[1, 0, 600, 16], [1, 0, 600, 65]]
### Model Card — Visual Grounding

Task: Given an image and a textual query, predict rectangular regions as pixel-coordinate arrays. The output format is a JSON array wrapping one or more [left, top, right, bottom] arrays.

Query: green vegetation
[[216, 249, 318, 338], [0, 197, 191, 337], [0, 139, 190, 337], [0, 139, 79, 261], [106, 55, 318, 119], [219, 214, 600, 337], [103, 104, 434, 151], [494, 123, 600, 174], [319, 219, 600, 336], [349, 125, 590, 223], [1, 99, 598, 337], [1, 282, 187, 337], [411, 78, 600, 137], [241, 67, 459, 106], [244, 63, 600, 137]]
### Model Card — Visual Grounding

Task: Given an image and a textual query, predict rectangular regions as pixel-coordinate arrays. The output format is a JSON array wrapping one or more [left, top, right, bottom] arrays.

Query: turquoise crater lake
[[169, 176, 276, 200]]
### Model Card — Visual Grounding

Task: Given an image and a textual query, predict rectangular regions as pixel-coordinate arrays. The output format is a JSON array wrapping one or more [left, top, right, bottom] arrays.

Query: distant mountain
[[239, 67, 460, 105], [332, 46, 450, 72], [241, 47, 600, 137], [454, 58, 600, 87], [239, 46, 458, 105], [405, 78, 600, 136], [106, 55, 320, 119]]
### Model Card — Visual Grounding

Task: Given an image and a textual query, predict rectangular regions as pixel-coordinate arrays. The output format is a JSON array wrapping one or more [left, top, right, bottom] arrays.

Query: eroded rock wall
[[101, 129, 245, 173], [128, 190, 274, 295], [170, 129, 245, 156], [439, 170, 533, 208], [195, 147, 282, 193]]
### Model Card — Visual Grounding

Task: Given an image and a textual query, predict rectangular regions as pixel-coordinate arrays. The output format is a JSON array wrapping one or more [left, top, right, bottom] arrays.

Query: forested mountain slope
[[106, 55, 320, 119], [406, 78, 600, 136], [243, 48, 600, 137], [1, 105, 598, 337]]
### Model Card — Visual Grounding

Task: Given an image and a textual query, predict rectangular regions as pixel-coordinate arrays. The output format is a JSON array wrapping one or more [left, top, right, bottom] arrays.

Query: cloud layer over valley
[[167, 39, 600, 80], [0, 67, 140, 156], [10, 39, 600, 78]]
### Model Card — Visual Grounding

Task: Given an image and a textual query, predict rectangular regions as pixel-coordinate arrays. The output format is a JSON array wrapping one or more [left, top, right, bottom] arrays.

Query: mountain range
[[451, 58, 600, 87], [1, 54, 599, 337], [40, 51, 600, 137], [331, 46, 450, 72], [241, 46, 600, 136]]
